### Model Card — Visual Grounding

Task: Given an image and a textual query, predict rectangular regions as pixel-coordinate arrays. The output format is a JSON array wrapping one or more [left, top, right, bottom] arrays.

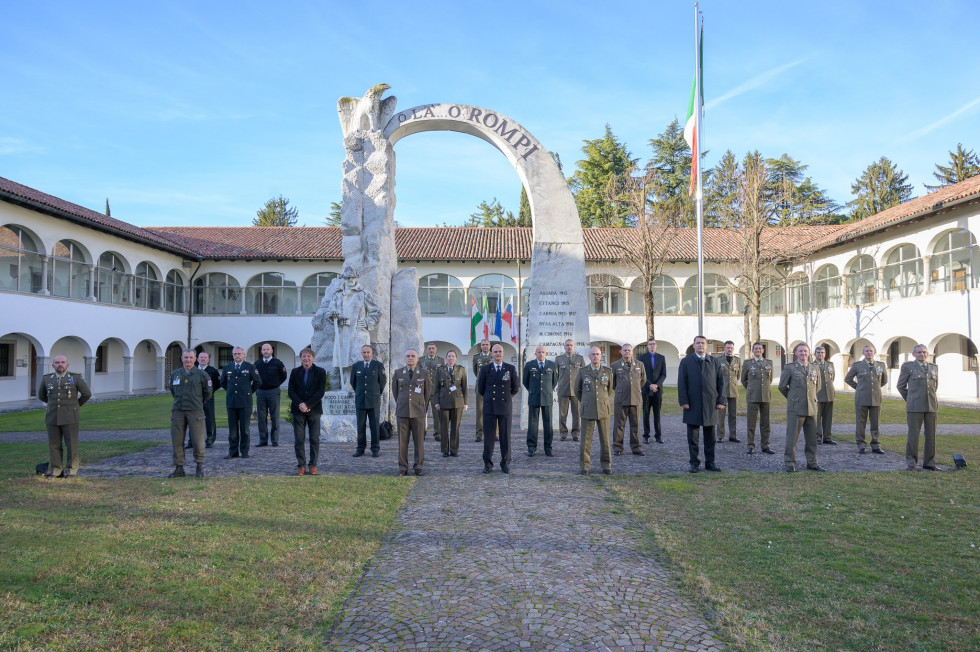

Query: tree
[[849, 156, 912, 220], [567, 125, 637, 227], [105, 198, 111, 218], [518, 186, 531, 225], [467, 198, 530, 227], [646, 118, 697, 226], [766, 154, 838, 225], [254, 195, 298, 227], [325, 201, 342, 226], [925, 143, 980, 191]]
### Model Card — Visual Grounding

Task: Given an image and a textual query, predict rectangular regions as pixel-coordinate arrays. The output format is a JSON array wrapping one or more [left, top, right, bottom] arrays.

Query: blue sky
[[2, 1, 978, 228]]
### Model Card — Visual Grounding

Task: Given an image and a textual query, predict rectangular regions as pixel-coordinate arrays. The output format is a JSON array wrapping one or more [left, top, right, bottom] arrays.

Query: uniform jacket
[[477, 362, 520, 415], [254, 357, 288, 390], [715, 354, 741, 399], [637, 351, 667, 397], [419, 354, 445, 382], [677, 354, 725, 426], [554, 353, 585, 397], [522, 359, 557, 407], [221, 361, 262, 408], [896, 361, 938, 413], [288, 364, 327, 416], [611, 358, 646, 407], [778, 361, 820, 417], [740, 357, 773, 403], [844, 359, 887, 406], [392, 366, 432, 418], [38, 372, 92, 426], [351, 359, 387, 409], [574, 364, 613, 420], [435, 364, 468, 409], [170, 366, 213, 411], [471, 352, 493, 381], [199, 365, 221, 399], [816, 361, 836, 402]]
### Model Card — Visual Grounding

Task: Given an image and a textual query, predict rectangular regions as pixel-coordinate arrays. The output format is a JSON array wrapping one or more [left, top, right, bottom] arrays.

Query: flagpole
[[694, 3, 705, 335]]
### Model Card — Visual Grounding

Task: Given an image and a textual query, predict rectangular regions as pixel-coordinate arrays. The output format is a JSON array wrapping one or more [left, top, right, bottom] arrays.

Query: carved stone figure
[[313, 265, 380, 389]]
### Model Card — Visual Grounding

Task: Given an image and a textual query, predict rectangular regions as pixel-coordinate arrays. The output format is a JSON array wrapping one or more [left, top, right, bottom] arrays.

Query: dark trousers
[[439, 408, 462, 455], [202, 398, 217, 445], [293, 411, 321, 468], [642, 390, 663, 438], [613, 405, 641, 453], [256, 389, 281, 444], [227, 406, 251, 455], [817, 401, 834, 441], [483, 413, 511, 466], [717, 396, 737, 439], [526, 404, 553, 453], [171, 410, 205, 466], [398, 416, 425, 473], [686, 424, 716, 466], [356, 407, 381, 454], [47, 423, 80, 477]]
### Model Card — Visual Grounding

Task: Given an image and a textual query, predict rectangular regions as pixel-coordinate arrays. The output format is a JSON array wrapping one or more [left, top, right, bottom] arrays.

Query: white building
[[1, 174, 978, 406]]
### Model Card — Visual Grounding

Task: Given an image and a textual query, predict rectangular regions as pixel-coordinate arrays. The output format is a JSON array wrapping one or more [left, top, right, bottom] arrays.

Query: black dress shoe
[[643, 437, 650, 444], [256, 443, 268, 447], [655, 437, 663, 443], [443, 453, 450, 457], [205, 443, 213, 449], [922, 465, 939, 471], [579, 469, 589, 475], [633, 450, 645, 456], [353, 450, 365, 458], [762, 448, 776, 455], [241, 453, 249, 459], [572, 437, 579, 442], [746, 448, 754, 455], [806, 464, 827, 472], [602, 469, 612, 475], [784, 464, 796, 472], [396, 470, 408, 476], [483, 464, 492, 474], [501, 463, 510, 474], [688, 463, 700, 473], [729, 438, 741, 443], [415, 470, 423, 476], [823, 439, 838, 445], [545, 450, 553, 457], [475, 436, 483, 442], [527, 450, 535, 457], [272, 443, 279, 447], [859, 447, 867, 454], [872, 448, 885, 455], [716, 438, 724, 443], [705, 463, 721, 472], [184, 443, 193, 449], [223, 453, 239, 459], [614, 450, 622, 456], [371, 451, 380, 458], [450, 452, 458, 457]]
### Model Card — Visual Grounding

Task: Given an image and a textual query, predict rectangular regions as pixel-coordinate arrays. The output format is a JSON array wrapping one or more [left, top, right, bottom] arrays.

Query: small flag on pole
[[481, 294, 490, 341], [502, 298, 517, 343], [470, 295, 482, 348], [684, 14, 704, 197]]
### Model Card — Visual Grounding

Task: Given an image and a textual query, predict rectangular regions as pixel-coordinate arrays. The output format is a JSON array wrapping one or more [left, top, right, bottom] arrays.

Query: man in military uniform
[[715, 340, 741, 443], [575, 346, 614, 475], [555, 339, 585, 442], [37, 355, 92, 479], [678, 336, 726, 473], [392, 349, 432, 476], [168, 348, 213, 478], [897, 344, 939, 471], [814, 346, 838, 445], [351, 344, 386, 458], [778, 343, 826, 472], [471, 339, 493, 442], [740, 342, 775, 455], [612, 343, 646, 456], [522, 345, 557, 457], [220, 346, 261, 459], [638, 338, 667, 443], [478, 343, 520, 474], [287, 348, 327, 475], [187, 351, 221, 449], [844, 344, 887, 454], [419, 342, 445, 441], [254, 342, 288, 447], [434, 350, 467, 457]]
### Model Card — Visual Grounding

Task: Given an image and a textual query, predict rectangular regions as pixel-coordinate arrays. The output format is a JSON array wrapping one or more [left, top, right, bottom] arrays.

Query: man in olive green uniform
[[392, 349, 432, 476], [843, 344, 887, 454], [740, 342, 775, 454], [37, 355, 92, 478], [814, 346, 838, 444], [471, 339, 493, 442], [714, 340, 741, 443], [897, 344, 939, 471], [555, 339, 585, 442], [169, 348, 213, 478], [778, 343, 825, 472], [575, 347, 614, 475], [434, 350, 467, 457], [611, 343, 646, 456], [419, 342, 445, 441]]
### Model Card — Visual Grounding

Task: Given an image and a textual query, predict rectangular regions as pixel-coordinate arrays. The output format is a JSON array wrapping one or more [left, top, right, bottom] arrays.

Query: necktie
[[539, 362, 543, 370], [496, 366, 501, 373], [304, 368, 309, 386], [236, 364, 240, 371], [409, 369, 414, 381]]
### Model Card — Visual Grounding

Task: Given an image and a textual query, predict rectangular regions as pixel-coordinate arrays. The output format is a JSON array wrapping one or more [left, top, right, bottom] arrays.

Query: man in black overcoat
[[677, 335, 726, 473]]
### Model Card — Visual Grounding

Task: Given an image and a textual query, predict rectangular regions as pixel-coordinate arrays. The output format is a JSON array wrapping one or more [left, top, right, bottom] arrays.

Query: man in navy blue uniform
[[678, 335, 726, 473], [288, 348, 327, 475], [254, 342, 288, 447], [522, 345, 557, 457], [220, 346, 261, 459], [637, 337, 667, 443], [350, 344, 387, 458], [478, 343, 520, 474]]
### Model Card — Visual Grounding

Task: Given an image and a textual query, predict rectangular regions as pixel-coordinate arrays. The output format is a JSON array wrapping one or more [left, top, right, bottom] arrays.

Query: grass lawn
[[605, 434, 980, 651], [0, 441, 413, 651]]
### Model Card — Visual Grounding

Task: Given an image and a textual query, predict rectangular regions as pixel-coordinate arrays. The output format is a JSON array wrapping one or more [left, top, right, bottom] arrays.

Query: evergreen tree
[[325, 201, 342, 226], [105, 198, 111, 217], [849, 156, 912, 220], [766, 154, 837, 224], [925, 143, 980, 191], [567, 125, 637, 227], [647, 118, 697, 226], [254, 195, 299, 226], [518, 186, 531, 225], [468, 198, 530, 227]]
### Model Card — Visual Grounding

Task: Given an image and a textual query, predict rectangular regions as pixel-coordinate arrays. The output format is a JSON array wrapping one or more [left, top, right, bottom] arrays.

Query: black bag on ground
[[36, 461, 49, 475], [379, 420, 393, 441]]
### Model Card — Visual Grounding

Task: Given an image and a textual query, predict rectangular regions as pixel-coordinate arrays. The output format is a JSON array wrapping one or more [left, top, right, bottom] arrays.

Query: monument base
[[321, 391, 357, 443]]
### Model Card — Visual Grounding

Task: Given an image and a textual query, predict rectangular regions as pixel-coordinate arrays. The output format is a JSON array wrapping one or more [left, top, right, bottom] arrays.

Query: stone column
[[123, 356, 133, 394], [38, 254, 50, 295], [83, 356, 96, 389], [128, 275, 135, 306], [295, 286, 302, 314], [156, 357, 166, 391], [240, 288, 247, 315], [87, 266, 97, 301], [922, 255, 932, 295], [158, 280, 166, 310]]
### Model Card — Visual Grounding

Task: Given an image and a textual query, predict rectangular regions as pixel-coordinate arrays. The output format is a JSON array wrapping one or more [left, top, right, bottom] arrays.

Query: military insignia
[[207, 380, 212, 387], [502, 371, 510, 380]]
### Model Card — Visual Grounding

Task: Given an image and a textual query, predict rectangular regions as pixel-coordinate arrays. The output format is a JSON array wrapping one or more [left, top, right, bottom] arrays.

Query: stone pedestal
[[320, 391, 357, 443]]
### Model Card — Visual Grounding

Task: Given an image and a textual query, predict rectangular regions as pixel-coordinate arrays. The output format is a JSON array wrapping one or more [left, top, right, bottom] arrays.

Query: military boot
[[168, 466, 185, 478], [195, 463, 205, 478]]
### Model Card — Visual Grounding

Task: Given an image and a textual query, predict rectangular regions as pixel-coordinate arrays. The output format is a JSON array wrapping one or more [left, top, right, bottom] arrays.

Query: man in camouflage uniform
[[37, 355, 92, 478]]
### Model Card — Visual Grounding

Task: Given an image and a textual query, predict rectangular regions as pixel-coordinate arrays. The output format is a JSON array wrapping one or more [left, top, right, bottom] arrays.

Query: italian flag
[[470, 295, 483, 347], [684, 21, 703, 197]]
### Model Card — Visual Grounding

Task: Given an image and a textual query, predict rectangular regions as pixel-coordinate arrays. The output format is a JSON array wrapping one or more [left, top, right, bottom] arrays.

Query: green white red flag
[[684, 16, 703, 197]]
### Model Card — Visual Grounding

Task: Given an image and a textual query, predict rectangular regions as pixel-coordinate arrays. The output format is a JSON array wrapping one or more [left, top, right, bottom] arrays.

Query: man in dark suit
[[351, 344, 386, 458], [478, 343, 520, 474], [187, 350, 221, 449], [522, 345, 557, 457], [678, 335, 726, 473], [254, 342, 288, 447], [288, 348, 327, 475], [220, 346, 261, 459], [637, 337, 667, 443]]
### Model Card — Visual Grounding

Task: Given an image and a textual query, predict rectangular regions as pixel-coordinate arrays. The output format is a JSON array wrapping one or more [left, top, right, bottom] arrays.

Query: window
[[883, 244, 922, 299], [845, 255, 876, 305], [193, 273, 242, 314], [586, 274, 626, 314], [301, 272, 339, 314], [49, 240, 89, 299], [787, 273, 810, 313], [0, 342, 12, 377], [165, 270, 186, 313], [95, 344, 108, 373], [683, 273, 733, 314], [814, 264, 841, 310], [217, 346, 233, 368], [888, 341, 901, 369], [134, 262, 161, 309], [245, 272, 296, 315], [930, 229, 979, 293], [0, 225, 42, 293], [95, 252, 130, 305], [418, 273, 465, 315], [628, 276, 679, 314], [469, 274, 517, 317], [759, 275, 785, 315]]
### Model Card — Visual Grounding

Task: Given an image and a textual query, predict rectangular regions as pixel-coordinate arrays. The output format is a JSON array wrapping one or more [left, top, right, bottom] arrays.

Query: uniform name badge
[[173, 379, 180, 385], [414, 386, 422, 393], [450, 385, 457, 392]]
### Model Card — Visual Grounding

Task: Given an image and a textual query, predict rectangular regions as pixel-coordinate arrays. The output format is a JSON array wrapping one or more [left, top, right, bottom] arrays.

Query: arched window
[[418, 273, 465, 315], [882, 244, 922, 299], [134, 262, 161, 309], [49, 240, 89, 299], [683, 273, 733, 314], [0, 225, 42, 293], [301, 272, 339, 314], [629, 276, 679, 315], [95, 252, 130, 305], [245, 273, 296, 315], [469, 274, 517, 317], [193, 273, 241, 314], [814, 264, 841, 310], [845, 255, 876, 305], [586, 274, 626, 314], [787, 272, 810, 313], [759, 275, 784, 315], [165, 270, 186, 313], [930, 229, 979, 292]]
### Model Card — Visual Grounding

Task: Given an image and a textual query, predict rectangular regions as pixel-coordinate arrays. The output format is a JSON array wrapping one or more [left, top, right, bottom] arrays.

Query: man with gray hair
[[168, 349, 212, 478], [221, 346, 261, 459], [896, 344, 939, 471]]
